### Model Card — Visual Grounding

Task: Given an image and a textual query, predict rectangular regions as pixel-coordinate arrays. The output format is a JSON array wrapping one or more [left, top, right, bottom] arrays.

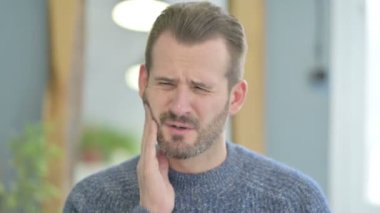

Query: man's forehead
[[153, 31, 228, 51], [151, 33, 229, 67]]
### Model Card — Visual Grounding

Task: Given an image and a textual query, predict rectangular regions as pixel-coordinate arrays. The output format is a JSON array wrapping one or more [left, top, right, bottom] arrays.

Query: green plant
[[80, 125, 139, 162], [0, 124, 60, 213]]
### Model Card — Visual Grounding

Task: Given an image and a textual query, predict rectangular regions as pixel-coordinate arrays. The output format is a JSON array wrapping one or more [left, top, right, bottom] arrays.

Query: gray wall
[[265, 0, 330, 193], [0, 0, 48, 182]]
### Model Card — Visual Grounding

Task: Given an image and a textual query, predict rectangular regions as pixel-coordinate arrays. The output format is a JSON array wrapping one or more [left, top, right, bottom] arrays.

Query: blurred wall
[[0, 0, 48, 182], [265, 0, 330, 193]]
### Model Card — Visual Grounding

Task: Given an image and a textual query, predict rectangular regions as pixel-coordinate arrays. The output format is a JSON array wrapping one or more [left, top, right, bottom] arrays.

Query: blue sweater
[[63, 142, 330, 212]]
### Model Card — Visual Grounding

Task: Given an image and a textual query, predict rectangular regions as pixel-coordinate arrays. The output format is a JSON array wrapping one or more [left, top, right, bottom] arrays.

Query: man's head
[[145, 1, 247, 89], [139, 2, 247, 159]]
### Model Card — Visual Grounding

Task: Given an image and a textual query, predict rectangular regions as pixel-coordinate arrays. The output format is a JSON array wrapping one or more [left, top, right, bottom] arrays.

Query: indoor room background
[[0, 0, 378, 212]]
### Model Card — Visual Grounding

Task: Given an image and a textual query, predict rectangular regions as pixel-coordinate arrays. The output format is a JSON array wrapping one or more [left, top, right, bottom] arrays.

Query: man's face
[[141, 32, 232, 159]]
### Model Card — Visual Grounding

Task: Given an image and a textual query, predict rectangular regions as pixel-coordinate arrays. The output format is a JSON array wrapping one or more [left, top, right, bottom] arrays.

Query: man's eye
[[158, 82, 174, 87], [194, 86, 209, 93]]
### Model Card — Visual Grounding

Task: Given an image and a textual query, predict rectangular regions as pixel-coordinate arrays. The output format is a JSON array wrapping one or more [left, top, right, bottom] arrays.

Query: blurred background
[[0, 0, 379, 212]]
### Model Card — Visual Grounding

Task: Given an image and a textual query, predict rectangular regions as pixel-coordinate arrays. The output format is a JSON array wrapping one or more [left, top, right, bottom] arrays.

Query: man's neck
[[168, 136, 227, 174]]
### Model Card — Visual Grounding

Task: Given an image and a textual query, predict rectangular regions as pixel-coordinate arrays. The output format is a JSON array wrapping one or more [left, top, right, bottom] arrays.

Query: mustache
[[160, 111, 199, 129]]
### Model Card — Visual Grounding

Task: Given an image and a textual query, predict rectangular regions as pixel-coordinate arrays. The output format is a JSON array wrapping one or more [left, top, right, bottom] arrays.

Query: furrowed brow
[[191, 80, 212, 89]]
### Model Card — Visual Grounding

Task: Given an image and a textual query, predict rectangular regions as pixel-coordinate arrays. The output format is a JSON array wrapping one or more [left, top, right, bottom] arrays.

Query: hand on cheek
[[137, 102, 175, 213]]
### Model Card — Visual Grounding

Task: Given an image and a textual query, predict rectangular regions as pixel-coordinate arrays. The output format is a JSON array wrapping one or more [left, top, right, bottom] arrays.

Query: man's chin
[[157, 141, 201, 160], [160, 131, 196, 146]]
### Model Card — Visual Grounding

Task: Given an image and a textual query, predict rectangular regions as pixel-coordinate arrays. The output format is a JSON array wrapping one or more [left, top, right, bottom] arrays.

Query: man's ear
[[138, 64, 148, 97], [229, 80, 248, 114]]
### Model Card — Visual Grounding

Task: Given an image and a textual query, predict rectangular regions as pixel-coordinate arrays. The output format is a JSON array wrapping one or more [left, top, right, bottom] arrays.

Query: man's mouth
[[167, 122, 193, 129], [165, 122, 195, 133]]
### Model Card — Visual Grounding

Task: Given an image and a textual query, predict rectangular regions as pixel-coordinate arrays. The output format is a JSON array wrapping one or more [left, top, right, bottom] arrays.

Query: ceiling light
[[112, 0, 169, 32], [125, 64, 140, 91]]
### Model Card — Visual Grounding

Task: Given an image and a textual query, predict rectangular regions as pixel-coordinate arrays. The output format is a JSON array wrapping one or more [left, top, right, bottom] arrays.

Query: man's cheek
[[143, 92, 160, 125], [142, 90, 154, 111]]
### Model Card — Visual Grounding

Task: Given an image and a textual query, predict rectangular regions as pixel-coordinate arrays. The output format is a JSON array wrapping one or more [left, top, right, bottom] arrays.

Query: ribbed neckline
[[168, 142, 240, 194]]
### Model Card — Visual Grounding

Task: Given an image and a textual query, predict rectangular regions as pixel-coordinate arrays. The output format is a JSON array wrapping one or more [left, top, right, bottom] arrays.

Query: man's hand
[[137, 103, 175, 213]]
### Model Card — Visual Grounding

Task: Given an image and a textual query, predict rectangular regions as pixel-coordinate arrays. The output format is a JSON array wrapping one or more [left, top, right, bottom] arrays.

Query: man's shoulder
[[75, 156, 140, 190], [230, 142, 319, 188], [63, 157, 140, 211], [228, 142, 330, 212]]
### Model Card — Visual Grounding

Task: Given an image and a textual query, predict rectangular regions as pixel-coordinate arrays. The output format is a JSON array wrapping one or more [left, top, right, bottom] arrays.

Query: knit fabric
[[63, 142, 330, 212]]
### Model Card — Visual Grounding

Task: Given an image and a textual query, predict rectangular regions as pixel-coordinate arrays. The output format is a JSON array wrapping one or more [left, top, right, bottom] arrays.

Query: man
[[64, 2, 330, 212]]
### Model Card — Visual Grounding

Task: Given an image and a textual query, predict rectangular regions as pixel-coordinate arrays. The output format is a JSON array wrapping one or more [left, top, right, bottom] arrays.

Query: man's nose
[[169, 87, 192, 116]]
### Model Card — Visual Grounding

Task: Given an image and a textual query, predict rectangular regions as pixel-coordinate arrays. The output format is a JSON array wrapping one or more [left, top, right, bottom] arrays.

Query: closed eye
[[191, 80, 212, 93], [193, 85, 211, 93], [153, 77, 177, 89], [157, 81, 175, 89], [158, 82, 173, 86], [195, 86, 206, 91]]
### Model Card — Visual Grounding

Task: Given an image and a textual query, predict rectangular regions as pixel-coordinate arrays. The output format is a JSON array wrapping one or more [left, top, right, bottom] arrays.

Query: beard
[[143, 92, 230, 160], [157, 102, 229, 159]]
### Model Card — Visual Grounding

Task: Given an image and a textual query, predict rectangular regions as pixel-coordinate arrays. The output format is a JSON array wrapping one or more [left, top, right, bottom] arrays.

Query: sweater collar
[[168, 142, 240, 193]]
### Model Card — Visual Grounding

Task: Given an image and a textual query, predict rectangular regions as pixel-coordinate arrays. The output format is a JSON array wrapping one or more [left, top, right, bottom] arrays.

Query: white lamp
[[125, 64, 141, 91], [112, 0, 169, 32]]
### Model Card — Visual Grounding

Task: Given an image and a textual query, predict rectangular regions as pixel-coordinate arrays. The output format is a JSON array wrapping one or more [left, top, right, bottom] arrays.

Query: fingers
[[157, 151, 169, 176], [141, 102, 158, 162], [138, 101, 175, 212]]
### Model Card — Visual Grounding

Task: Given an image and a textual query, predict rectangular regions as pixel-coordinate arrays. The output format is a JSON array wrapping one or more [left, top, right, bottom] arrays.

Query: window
[[330, 0, 380, 212], [365, 0, 380, 206]]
